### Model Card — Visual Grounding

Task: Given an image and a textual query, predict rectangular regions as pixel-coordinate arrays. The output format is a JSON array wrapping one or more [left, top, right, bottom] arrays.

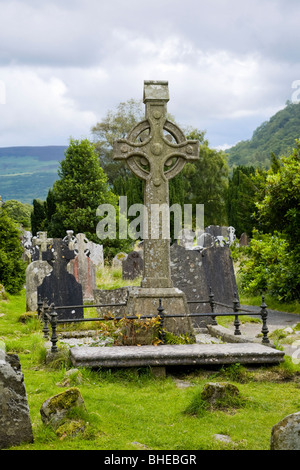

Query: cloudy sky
[[0, 0, 300, 150]]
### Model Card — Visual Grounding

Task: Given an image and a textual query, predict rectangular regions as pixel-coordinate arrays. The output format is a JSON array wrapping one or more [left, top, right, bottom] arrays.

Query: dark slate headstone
[[170, 244, 238, 327], [37, 239, 84, 320], [122, 251, 143, 280]]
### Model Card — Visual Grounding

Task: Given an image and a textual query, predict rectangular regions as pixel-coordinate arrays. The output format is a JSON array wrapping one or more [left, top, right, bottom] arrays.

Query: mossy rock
[[40, 387, 86, 430], [201, 382, 243, 409], [18, 311, 36, 323]]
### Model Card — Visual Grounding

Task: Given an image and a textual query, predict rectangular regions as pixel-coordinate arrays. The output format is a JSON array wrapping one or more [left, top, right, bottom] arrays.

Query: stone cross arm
[[113, 81, 199, 186]]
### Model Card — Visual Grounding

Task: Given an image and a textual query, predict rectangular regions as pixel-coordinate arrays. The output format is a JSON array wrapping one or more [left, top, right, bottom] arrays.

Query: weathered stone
[[170, 244, 239, 327], [25, 260, 52, 311], [122, 251, 143, 280], [201, 382, 240, 405], [94, 287, 133, 317], [239, 232, 250, 246], [70, 343, 285, 369], [113, 81, 199, 336], [270, 412, 300, 450], [0, 353, 33, 449], [40, 387, 86, 431], [112, 252, 128, 268]]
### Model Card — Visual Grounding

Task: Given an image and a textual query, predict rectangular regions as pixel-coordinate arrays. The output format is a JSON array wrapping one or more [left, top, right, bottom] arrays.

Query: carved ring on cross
[[117, 118, 195, 186]]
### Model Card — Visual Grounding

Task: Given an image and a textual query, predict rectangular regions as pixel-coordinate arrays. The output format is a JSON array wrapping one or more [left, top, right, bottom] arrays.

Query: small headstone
[[0, 352, 33, 449], [25, 231, 53, 311], [239, 232, 249, 246], [112, 252, 128, 268], [38, 239, 84, 320], [94, 287, 133, 317], [32, 231, 53, 261], [271, 412, 300, 450], [177, 228, 195, 249], [227, 226, 236, 245], [122, 251, 143, 280], [25, 260, 52, 311], [197, 232, 215, 248], [87, 240, 104, 269]]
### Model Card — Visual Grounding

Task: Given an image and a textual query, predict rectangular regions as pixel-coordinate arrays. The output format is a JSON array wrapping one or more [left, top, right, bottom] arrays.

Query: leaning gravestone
[[122, 251, 143, 280], [170, 244, 238, 327], [38, 239, 84, 320], [0, 349, 33, 449], [25, 231, 53, 311], [67, 233, 97, 302]]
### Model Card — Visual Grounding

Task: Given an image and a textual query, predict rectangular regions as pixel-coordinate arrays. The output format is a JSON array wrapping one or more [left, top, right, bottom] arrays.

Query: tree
[[255, 140, 300, 242], [0, 206, 26, 294], [184, 129, 229, 227], [92, 99, 144, 184], [238, 141, 300, 301], [3, 199, 33, 230], [49, 138, 132, 258], [31, 199, 47, 236], [227, 166, 257, 237]]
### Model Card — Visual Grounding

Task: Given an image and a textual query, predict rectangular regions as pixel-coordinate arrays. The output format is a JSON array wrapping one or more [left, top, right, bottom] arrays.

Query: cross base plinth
[[125, 287, 194, 337]]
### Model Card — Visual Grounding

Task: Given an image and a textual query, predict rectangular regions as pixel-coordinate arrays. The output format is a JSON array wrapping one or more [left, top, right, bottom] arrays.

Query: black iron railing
[[37, 289, 269, 354]]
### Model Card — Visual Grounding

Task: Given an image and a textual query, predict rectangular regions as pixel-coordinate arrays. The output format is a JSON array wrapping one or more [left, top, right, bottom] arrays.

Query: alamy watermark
[[0, 80, 6, 105], [291, 80, 300, 104], [96, 196, 204, 241]]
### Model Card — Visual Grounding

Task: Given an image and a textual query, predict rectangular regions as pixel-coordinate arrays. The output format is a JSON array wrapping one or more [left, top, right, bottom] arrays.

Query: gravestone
[[177, 228, 195, 249], [122, 251, 143, 280], [170, 243, 238, 327], [26, 261, 52, 311], [0, 351, 33, 449], [87, 240, 104, 270], [239, 232, 250, 246], [197, 232, 215, 249], [113, 80, 199, 335], [25, 231, 53, 311], [67, 233, 97, 302], [38, 239, 84, 320], [112, 252, 128, 268], [94, 287, 133, 317]]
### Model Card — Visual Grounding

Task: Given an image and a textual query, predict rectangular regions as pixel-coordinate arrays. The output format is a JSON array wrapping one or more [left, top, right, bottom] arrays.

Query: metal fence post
[[209, 287, 218, 325], [260, 295, 270, 344], [157, 298, 166, 344], [233, 292, 241, 335], [49, 304, 58, 353]]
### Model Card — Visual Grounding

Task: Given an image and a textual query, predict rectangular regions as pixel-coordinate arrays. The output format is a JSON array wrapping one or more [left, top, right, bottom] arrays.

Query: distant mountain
[[0, 146, 67, 204], [226, 101, 300, 168]]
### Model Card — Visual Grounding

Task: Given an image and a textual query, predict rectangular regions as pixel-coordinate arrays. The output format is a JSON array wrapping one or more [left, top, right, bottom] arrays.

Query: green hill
[[0, 146, 66, 204], [226, 101, 300, 168]]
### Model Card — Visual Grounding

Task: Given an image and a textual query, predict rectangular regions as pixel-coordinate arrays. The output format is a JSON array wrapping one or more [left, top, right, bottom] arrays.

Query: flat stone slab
[[70, 343, 285, 369]]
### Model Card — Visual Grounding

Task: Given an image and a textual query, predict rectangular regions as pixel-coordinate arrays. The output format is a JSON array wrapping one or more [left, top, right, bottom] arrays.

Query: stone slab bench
[[70, 343, 285, 369]]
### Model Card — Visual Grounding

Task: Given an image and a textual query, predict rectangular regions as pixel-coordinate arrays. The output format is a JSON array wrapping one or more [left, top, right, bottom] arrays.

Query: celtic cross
[[113, 81, 199, 288]]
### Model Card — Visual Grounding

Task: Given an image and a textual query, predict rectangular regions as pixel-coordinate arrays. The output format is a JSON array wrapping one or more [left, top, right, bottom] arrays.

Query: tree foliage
[[226, 101, 300, 169], [0, 206, 26, 294], [2, 199, 33, 230], [238, 141, 300, 301]]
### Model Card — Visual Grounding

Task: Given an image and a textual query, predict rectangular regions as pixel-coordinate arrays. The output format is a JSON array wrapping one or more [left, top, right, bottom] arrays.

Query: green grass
[[239, 293, 300, 315], [1, 272, 300, 450]]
